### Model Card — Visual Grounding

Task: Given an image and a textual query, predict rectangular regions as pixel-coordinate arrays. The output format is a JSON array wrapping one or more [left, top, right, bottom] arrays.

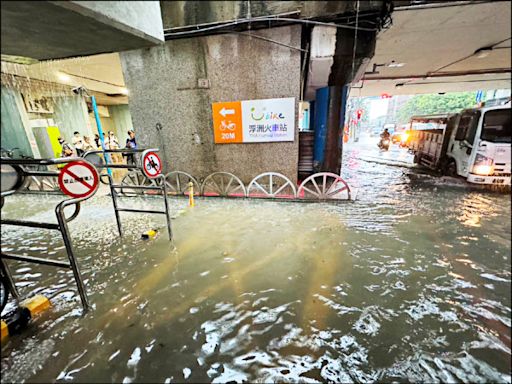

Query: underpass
[[1, 1, 510, 382]]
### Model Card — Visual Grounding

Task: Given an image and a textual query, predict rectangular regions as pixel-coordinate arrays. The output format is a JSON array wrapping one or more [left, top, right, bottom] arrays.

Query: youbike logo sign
[[212, 97, 295, 144]]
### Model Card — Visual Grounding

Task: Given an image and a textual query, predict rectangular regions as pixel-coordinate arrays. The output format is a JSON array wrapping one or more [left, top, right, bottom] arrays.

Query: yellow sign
[[47, 126, 62, 158]]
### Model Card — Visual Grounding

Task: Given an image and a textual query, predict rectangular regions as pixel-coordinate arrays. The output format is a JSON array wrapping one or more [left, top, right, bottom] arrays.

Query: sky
[[369, 98, 389, 120]]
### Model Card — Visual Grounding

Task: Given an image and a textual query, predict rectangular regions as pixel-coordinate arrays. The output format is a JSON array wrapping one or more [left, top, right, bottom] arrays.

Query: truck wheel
[[444, 160, 457, 177]]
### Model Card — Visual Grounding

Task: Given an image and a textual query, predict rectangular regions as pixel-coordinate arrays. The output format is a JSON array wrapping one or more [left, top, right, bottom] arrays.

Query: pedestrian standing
[[125, 130, 137, 166], [106, 131, 120, 150], [72, 131, 84, 156], [107, 131, 122, 163], [126, 130, 137, 150]]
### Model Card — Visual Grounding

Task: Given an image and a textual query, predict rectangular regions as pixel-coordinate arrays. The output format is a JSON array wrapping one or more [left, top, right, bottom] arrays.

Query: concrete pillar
[[120, 25, 302, 184], [323, 85, 348, 174], [324, 86, 342, 173], [323, 27, 376, 172]]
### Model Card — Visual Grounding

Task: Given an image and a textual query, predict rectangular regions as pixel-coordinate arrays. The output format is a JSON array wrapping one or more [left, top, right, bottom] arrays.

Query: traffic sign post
[[81, 147, 173, 241], [142, 151, 162, 179], [58, 161, 99, 199]]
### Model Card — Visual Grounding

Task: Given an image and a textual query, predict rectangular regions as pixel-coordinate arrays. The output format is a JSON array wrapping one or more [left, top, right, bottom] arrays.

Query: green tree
[[396, 92, 479, 124]]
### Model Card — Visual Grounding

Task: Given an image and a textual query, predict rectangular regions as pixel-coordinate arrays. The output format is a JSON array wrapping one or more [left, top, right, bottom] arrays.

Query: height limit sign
[[58, 161, 99, 199], [142, 151, 162, 179]]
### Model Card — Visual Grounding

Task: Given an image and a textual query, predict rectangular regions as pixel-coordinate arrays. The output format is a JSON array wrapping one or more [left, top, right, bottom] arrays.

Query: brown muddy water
[[1, 139, 511, 383]]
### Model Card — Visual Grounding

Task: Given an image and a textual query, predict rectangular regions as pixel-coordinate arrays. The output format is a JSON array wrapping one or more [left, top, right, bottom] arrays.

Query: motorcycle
[[378, 138, 390, 151]]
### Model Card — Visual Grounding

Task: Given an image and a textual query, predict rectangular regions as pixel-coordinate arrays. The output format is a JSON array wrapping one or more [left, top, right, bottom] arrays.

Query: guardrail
[[155, 171, 353, 201], [82, 148, 173, 241], [1, 157, 99, 311]]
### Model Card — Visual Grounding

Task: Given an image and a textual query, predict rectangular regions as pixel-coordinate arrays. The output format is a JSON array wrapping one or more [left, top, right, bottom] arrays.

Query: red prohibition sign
[[58, 161, 99, 198], [143, 151, 162, 179]]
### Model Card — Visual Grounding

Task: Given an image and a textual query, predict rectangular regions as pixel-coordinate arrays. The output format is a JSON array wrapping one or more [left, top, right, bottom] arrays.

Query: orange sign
[[212, 101, 243, 144]]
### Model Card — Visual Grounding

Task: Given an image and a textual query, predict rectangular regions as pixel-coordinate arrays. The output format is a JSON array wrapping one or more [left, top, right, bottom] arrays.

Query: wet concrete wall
[[120, 25, 301, 183], [0, 86, 32, 157], [53, 96, 92, 142], [161, 1, 382, 29], [108, 105, 135, 142]]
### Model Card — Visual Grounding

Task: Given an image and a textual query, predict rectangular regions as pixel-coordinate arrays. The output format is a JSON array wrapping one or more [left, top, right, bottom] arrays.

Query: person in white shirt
[[106, 131, 123, 164], [72, 131, 84, 156], [106, 131, 120, 150]]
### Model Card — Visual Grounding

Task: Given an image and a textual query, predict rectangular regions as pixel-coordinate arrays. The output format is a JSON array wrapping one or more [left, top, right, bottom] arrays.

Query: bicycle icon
[[220, 121, 236, 131]]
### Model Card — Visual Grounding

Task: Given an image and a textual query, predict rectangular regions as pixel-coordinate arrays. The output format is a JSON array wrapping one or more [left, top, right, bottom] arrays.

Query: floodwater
[[1, 135, 511, 383]]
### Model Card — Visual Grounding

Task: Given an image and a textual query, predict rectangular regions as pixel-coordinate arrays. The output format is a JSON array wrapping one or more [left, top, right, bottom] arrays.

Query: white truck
[[406, 102, 511, 186]]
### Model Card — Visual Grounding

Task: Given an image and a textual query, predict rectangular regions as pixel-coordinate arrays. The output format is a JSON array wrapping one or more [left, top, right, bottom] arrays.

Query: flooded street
[[1, 136, 511, 383]]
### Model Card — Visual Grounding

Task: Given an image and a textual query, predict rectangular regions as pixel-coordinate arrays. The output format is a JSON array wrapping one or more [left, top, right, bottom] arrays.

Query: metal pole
[[155, 123, 168, 174], [91, 95, 113, 178], [0, 257, 20, 301], [108, 173, 123, 237], [55, 203, 90, 312], [160, 174, 173, 241]]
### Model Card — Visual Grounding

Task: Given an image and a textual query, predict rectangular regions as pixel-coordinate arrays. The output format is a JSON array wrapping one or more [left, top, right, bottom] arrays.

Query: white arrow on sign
[[219, 107, 235, 117]]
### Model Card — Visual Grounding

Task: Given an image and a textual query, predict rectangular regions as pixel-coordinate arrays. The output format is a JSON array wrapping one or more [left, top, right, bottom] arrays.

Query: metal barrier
[[164, 171, 200, 196], [247, 172, 297, 199], [82, 148, 173, 241], [297, 172, 351, 200], [117, 169, 354, 201], [0, 157, 98, 311], [201, 172, 246, 197]]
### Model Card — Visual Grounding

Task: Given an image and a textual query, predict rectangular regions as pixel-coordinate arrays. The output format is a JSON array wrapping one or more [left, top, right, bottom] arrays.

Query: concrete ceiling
[[351, 1, 511, 96], [1, 1, 163, 61], [1, 53, 128, 105]]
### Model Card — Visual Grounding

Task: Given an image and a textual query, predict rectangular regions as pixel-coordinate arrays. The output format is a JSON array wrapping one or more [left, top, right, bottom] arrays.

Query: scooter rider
[[380, 128, 391, 140], [378, 128, 391, 150]]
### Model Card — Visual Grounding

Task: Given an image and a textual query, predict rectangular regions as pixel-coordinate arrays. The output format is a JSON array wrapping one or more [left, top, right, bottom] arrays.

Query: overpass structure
[[1, 1, 164, 60], [351, 1, 511, 96]]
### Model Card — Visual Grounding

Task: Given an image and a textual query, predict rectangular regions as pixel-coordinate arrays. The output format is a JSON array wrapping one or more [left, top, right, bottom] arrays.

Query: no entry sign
[[142, 151, 162, 179], [58, 161, 99, 198]]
